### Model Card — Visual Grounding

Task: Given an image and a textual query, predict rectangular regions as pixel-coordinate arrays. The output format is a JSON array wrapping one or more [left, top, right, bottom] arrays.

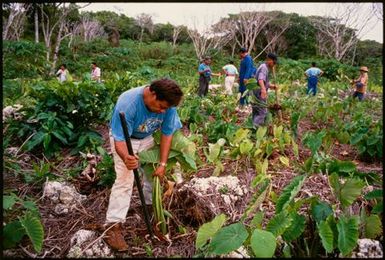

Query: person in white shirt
[[222, 61, 239, 95], [56, 64, 68, 82], [91, 62, 101, 82]]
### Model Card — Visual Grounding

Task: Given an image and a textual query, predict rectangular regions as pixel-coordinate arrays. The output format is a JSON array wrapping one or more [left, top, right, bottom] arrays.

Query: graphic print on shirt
[[137, 118, 163, 134]]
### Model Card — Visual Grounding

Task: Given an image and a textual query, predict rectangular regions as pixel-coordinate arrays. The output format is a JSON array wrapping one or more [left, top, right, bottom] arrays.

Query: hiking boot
[[103, 223, 129, 252]]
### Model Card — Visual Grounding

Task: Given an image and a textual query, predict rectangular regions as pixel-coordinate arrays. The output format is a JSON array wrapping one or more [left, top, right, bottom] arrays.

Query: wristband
[[159, 162, 167, 167]]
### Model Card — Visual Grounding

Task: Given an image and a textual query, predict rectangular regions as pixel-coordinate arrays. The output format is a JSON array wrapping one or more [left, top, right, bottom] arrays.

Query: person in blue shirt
[[304, 62, 324, 96], [197, 56, 220, 97], [252, 53, 278, 127], [238, 47, 255, 106], [105, 78, 183, 251]]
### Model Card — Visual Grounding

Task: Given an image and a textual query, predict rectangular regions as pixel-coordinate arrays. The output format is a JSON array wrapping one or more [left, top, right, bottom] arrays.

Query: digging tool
[[119, 112, 154, 238], [272, 67, 283, 122]]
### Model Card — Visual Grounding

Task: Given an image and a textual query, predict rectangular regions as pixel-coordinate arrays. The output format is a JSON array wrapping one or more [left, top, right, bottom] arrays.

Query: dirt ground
[[3, 108, 382, 258]]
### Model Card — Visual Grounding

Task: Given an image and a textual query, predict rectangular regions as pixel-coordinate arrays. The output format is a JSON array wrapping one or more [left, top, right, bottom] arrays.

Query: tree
[[172, 25, 183, 48], [2, 3, 30, 41], [135, 13, 154, 42], [310, 3, 377, 62]]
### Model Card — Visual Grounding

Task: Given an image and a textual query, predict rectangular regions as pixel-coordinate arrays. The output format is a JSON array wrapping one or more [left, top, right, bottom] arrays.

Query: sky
[[80, 2, 383, 43]]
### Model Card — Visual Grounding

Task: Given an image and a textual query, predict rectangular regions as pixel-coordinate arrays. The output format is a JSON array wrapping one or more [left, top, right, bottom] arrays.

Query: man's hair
[[149, 78, 184, 107], [266, 53, 278, 64], [204, 56, 211, 61], [312, 62, 316, 67], [229, 60, 234, 64], [92, 62, 97, 66], [239, 47, 248, 53], [61, 64, 66, 68]]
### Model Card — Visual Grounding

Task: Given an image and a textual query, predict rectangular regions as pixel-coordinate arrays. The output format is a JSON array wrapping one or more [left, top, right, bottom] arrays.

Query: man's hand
[[153, 165, 166, 179], [269, 84, 277, 90], [124, 154, 139, 170], [243, 79, 249, 84], [261, 88, 267, 100]]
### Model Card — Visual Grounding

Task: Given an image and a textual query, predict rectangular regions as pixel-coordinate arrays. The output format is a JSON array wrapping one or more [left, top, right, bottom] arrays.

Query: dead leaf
[[340, 150, 349, 156]]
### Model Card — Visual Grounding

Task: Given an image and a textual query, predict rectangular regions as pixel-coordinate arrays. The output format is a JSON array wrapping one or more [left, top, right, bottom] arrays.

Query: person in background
[[304, 62, 324, 95], [91, 62, 101, 82], [197, 56, 220, 97], [251, 53, 278, 127], [238, 47, 255, 107], [351, 66, 369, 101], [56, 64, 69, 82], [222, 60, 239, 95]]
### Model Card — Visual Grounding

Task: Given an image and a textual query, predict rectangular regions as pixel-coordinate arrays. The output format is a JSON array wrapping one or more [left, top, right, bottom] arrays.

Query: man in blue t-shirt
[[252, 53, 278, 127], [104, 78, 183, 251], [304, 62, 323, 96], [238, 47, 255, 106]]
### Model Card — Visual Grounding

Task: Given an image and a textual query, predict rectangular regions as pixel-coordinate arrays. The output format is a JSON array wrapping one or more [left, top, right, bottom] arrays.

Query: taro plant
[[139, 130, 197, 235], [3, 193, 44, 253]]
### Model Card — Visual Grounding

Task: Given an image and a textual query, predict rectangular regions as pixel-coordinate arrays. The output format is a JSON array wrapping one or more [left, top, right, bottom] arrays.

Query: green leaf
[[250, 211, 264, 229], [3, 194, 18, 210], [196, 214, 227, 249], [276, 175, 307, 213], [52, 131, 68, 145], [25, 131, 45, 151], [250, 229, 276, 257], [350, 133, 364, 145], [364, 189, 383, 200], [371, 201, 383, 214], [3, 220, 26, 249], [279, 156, 290, 167], [318, 220, 334, 253], [311, 201, 333, 224], [209, 223, 248, 255], [329, 173, 364, 208], [303, 130, 326, 155], [231, 128, 249, 145], [282, 213, 306, 242], [139, 147, 179, 164], [181, 153, 197, 170], [240, 139, 253, 154], [256, 126, 267, 140], [266, 211, 292, 236], [43, 133, 51, 150], [328, 160, 356, 174], [19, 213, 44, 253], [364, 214, 382, 238], [337, 216, 359, 256], [207, 139, 225, 163]]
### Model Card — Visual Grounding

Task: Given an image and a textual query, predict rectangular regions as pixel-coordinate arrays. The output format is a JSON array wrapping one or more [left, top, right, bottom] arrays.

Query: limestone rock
[[67, 229, 113, 258], [351, 239, 383, 258]]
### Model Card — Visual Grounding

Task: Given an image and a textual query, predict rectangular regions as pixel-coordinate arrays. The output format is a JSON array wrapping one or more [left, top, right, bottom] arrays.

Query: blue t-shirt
[[239, 54, 255, 85], [198, 63, 211, 78], [305, 67, 321, 77], [110, 86, 182, 141]]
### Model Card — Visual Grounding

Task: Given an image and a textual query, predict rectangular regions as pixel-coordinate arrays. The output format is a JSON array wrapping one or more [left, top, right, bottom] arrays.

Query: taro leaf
[[276, 175, 307, 213], [279, 156, 290, 167], [196, 214, 227, 249], [3, 194, 18, 210], [337, 215, 359, 256], [207, 138, 226, 163], [364, 189, 383, 200], [364, 214, 382, 239], [240, 139, 253, 155], [246, 78, 259, 90], [241, 179, 270, 221], [209, 222, 248, 255], [25, 131, 45, 151], [250, 211, 264, 229], [329, 173, 364, 208], [3, 220, 26, 249], [372, 201, 383, 214], [231, 128, 250, 145], [19, 212, 44, 253], [139, 147, 179, 164], [328, 160, 356, 174], [266, 211, 292, 237], [170, 131, 196, 158], [256, 126, 267, 140], [350, 133, 364, 145], [311, 201, 333, 224], [250, 229, 276, 257], [282, 213, 306, 242], [318, 220, 334, 253], [303, 130, 326, 155]]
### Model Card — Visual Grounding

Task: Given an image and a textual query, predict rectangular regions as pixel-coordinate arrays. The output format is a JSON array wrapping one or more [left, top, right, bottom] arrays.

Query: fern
[[276, 175, 307, 213]]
